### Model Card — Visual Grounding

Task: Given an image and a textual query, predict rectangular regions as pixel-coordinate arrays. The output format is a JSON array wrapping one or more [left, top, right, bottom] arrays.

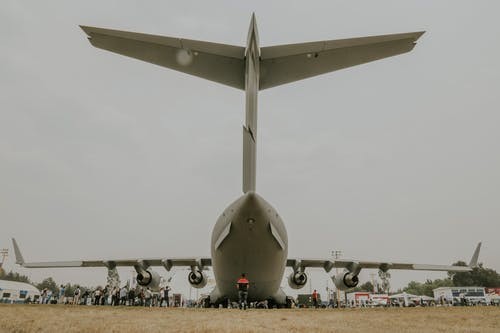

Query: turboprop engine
[[136, 269, 161, 290], [188, 270, 208, 289], [288, 271, 308, 289], [332, 270, 359, 291]]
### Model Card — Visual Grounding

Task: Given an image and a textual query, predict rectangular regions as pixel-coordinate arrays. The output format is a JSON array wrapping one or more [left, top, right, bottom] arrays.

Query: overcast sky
[[1, 0, 499, 297]]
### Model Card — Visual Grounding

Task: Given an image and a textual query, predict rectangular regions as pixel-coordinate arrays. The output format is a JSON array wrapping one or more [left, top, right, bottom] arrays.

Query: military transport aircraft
[[13, 14, 482, 307]]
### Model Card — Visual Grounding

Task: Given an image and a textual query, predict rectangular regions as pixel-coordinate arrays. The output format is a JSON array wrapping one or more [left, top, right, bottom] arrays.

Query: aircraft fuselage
[[209, 16, 288, 304], [210, 193, 288, 304]]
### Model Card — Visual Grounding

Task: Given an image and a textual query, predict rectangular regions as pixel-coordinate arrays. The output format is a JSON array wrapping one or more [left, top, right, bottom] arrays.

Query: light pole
[[0, 249, 8, 273], [369, 272, 377, 293], [331, 250, 342, 308]]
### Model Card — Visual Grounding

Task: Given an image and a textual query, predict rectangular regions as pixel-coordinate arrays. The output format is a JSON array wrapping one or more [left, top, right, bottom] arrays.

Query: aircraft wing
[[12, 238, 210, 271], [259, 31, 425, 90], [80, 26, 245, 89], [287, 242, 481, 273]]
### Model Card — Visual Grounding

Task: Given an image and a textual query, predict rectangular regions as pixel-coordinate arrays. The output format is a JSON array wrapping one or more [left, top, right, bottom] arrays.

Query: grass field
[[0, 305, 499, 333]]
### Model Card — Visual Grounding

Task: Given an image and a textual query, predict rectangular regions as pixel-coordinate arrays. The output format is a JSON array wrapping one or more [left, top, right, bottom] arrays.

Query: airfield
[[0, 305, 499, 333]]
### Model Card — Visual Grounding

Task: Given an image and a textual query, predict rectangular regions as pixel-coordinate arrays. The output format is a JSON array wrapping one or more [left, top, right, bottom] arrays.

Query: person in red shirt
[[312, 289, 319, 308], [236, 273, 249, 310]]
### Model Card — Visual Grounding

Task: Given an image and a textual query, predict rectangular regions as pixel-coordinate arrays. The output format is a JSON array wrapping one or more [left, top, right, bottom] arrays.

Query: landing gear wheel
[[203, 297, 211, 308]]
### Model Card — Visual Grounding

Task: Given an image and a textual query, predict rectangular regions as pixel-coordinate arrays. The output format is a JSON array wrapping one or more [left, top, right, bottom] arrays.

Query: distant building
[[0, 280, 40, 303], [346, 292, 389, 307], [346, 291, 370, 307], [433, 286, 487, 305], [485, 288, 500, 305], [485, 288, 500, 296]]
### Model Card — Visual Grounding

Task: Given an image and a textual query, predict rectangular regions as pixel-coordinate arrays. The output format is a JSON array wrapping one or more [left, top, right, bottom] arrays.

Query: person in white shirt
[[73, 286, 81, 305], [120, 287, 127, 305]]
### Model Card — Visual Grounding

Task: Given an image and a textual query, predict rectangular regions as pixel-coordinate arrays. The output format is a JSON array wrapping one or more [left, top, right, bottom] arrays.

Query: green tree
[[378, 270, 391, 293], [62, 283, 76, 297], [448, 262, 500, 287], [403, 278, 453, 297], [36, 277, 59, 294], [0, 270, 32, 284]]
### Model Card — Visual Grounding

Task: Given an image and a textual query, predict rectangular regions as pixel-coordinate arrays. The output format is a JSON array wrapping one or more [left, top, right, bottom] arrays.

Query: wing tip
[[413, 31, 425, 41], [79, 25, 93, 36], [11, 238, 25, 265], [468, 241, 482, 268]]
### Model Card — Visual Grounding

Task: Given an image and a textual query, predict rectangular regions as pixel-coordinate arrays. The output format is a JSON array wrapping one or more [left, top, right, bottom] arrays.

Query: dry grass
[[0, 305, 499, 333]]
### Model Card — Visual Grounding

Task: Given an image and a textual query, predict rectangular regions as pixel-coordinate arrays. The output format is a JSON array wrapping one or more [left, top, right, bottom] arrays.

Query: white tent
[[0, 280, 40, 303], [389, 292, 419, 299], [389, 292, 419, 306]]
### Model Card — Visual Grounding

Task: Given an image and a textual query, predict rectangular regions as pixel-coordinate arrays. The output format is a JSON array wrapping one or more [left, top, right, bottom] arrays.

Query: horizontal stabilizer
[[80, 26, 245, 89], [260, 31, 424, 89]]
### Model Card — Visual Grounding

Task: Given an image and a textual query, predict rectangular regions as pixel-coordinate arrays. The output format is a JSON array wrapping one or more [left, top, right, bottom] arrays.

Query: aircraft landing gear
[[239, 299, 247, 310], [202, 297, 211, 308]]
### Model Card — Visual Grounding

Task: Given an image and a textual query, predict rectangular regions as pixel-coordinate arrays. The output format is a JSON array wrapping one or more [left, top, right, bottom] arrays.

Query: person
[[102, 285, 108, 305], [120, 286, 127, 306], [94, 287, 101, 306], [164, 286, 171, 307], [41, 288, 48, 304], [312, 289, 318, 308], [128, 288, 135, 306], [145, 288, 152, 307], [111, 287, 119, 306], [82, 289, 90, 305], [159, 288, 164, 307], [73, 286, 81, 305], [236, 273, 249, 310], [59, 284, 65, 304], [139, 288, 145, 306]]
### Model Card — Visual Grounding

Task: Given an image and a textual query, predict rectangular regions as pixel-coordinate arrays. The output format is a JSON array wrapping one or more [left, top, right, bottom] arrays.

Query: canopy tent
[[0, 280, 40, 303], [389, 292, 419, 299]]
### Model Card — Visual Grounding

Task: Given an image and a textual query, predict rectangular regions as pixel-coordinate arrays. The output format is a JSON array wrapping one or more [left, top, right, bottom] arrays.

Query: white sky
[[1, 0, 499, 298]]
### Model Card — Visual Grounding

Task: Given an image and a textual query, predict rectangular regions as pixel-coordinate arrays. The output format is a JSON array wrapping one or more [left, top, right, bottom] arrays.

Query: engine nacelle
[[136, 269, 161, 291], [288, 272, 308, 289], [332, 271, 359, 291], [188, 270, 208, 289]]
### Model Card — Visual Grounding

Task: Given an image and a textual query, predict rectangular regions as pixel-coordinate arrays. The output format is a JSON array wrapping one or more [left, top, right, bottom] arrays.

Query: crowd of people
[[36, 285, 172, 307]]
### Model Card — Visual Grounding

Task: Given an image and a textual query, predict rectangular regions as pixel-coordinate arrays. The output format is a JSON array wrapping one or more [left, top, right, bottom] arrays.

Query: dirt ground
[[0, 305, 499, 333]]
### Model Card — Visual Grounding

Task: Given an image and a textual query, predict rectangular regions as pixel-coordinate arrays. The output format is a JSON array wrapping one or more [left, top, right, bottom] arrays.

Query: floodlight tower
[[331, 250, 343, 307], [0, 248, 8, 275]]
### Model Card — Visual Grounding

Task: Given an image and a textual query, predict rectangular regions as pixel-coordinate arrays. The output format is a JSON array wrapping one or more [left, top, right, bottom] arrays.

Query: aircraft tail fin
[[242, 122, 256, 193], [11, 238, 25, 266], [468, 242, 481, 268]]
